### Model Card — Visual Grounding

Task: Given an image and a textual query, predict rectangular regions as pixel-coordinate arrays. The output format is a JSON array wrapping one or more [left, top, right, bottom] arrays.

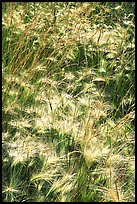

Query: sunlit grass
[[2, 2, 135, 202]]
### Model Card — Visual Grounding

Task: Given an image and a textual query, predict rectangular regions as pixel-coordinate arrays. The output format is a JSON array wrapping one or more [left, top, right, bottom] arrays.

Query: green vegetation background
[[2, 2, 135, 202]]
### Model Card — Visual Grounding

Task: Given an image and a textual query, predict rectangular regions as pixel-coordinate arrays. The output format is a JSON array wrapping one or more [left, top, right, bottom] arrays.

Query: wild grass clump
[[2, 2, 135, 202]]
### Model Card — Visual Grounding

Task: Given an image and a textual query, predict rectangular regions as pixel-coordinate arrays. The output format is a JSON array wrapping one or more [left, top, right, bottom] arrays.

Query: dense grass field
[[2, 2, 135, 202]]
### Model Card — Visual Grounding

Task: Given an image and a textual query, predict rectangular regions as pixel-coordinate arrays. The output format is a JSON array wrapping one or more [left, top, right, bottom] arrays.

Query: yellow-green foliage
[[2, 2, 135, 202]]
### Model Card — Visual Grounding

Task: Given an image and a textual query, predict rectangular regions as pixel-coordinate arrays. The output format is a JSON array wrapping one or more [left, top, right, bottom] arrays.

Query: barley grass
[[2, 2, 135, 202]]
